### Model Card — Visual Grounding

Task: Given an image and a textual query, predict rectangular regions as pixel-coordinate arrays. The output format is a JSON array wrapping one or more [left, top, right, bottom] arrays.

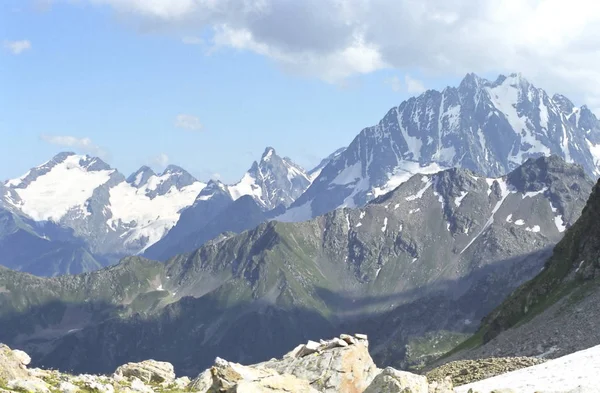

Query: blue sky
[[2, 0, 598, 183]]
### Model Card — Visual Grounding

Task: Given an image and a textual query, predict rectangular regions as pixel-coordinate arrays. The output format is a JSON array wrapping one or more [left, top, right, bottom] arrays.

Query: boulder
[[0, 344, 30, 381], [260, 335, 379, 393], [363, 367, 429, 393], [189, 357, 317, 393], [114, 359, 176, 384]]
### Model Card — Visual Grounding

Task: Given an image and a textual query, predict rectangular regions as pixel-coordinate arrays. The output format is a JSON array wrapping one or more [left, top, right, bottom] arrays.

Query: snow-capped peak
[[227, 147, 311, 210], [5, 153, 117, 221], [287, 72, 600, 220]]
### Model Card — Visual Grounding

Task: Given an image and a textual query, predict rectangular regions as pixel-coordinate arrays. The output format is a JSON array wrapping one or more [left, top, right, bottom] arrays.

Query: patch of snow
[[399, 223, 403, 231], [405, 180, 432, 201], [486, 75, 551, 163], [107, 179, 206, 252], [522, 187, 548, 199], [411, 258, 418, 263], [156, 284, 164, 291], [5, 170, 31, 187], [409, 208, 420, 214], [456, 344, 600, 393], [454, 191, 468, 207], [554, 214, 567, 232], [8, 155, 114, 221], [398, 120, 422, 160], [394, 203, 400, 210], [375, 267, 381, 277], [228, 172, 263, 204], [461, 178, 511, 254], [381, 217, 388, 232], [372, 162, 445, 198], [356, 222, 363, 228], [525, 225, 541, 232], [506, 214, 513, 223], [331, 162, 362, 186], [515, 219, 525, 226], [360, 211, 366, 219]]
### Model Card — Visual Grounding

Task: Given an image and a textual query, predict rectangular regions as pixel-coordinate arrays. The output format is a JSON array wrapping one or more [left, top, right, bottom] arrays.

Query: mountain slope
[[442, 173, 600, 363], [0, 207, 104, 276], [286, 73, 600, 220], [0, 156, 591, 375]]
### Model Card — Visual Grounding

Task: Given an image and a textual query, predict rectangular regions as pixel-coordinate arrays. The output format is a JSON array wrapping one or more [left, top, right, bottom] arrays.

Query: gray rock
[[363, 367, 429, 393], [114, 360, 175, 384]]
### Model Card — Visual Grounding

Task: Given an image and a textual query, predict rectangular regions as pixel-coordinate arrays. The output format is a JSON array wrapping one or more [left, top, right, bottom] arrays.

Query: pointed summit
[[261, 147, 276, 162], [127, 166, 156, 187], [228, 148, 311, 210]]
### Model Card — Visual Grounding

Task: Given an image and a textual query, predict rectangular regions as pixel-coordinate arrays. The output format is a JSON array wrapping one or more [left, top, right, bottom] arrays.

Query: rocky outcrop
[[0, 344, 29, 381], [0, 335, 455, 393]]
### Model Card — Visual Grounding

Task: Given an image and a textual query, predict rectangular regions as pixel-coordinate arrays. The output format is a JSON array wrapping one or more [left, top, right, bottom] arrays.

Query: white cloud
[[40, 134, 107, 157], [175, 114, 203, 131], [79, 0, 600, 108], [4, 40, 31, 55], [151, 153, 169, 167], [405, 75, 426, 94]]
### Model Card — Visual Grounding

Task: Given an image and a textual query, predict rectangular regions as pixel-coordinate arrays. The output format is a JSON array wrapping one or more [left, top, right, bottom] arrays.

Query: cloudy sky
[[2, 0, 600, 183]]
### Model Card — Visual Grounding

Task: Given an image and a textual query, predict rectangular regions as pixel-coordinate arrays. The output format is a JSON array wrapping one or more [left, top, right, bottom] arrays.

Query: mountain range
[[1, 147, 319, 274], [4, 73, 600, 276], [283, 73, 600, 220], [0, 155, 592, 376]]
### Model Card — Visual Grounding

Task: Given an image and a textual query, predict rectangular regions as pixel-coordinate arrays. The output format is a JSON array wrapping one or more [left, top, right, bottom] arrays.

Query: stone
[[284, 344, 306, 359], [114, 359, 176, 384], [340, 334, 357, 345], [296, 340, 321, 358], [189, 369, 213, 392], [8, 378, 51, 393], [260, 337, 379, 393], [363, 367, 429, 393], [355, 333, 368, 340], [58, 381, 79, 393], [12, 350, 31, 367], [0, 344, 30, 381]]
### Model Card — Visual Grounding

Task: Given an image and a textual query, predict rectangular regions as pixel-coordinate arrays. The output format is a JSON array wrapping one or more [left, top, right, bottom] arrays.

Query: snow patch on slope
[[456, 344, 600, 393], [108, 179, 206, 251]]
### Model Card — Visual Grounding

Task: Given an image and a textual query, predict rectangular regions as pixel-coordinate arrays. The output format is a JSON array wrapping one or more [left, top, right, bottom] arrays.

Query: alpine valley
[[2, 72, 600, 386]]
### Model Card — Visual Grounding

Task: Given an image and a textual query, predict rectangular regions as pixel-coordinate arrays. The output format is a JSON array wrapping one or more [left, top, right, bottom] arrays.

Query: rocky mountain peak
[[126, 165, 156, 187], [229, 147, 311, 210]]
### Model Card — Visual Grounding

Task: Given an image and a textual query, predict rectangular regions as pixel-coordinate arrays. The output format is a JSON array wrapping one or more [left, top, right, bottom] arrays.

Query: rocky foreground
[[1, 334, 454, 393], [2, 333, 595, 393]]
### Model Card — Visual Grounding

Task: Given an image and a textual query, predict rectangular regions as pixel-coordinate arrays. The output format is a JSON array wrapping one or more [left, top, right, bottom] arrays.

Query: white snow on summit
[[7, 155, 114, 221]]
